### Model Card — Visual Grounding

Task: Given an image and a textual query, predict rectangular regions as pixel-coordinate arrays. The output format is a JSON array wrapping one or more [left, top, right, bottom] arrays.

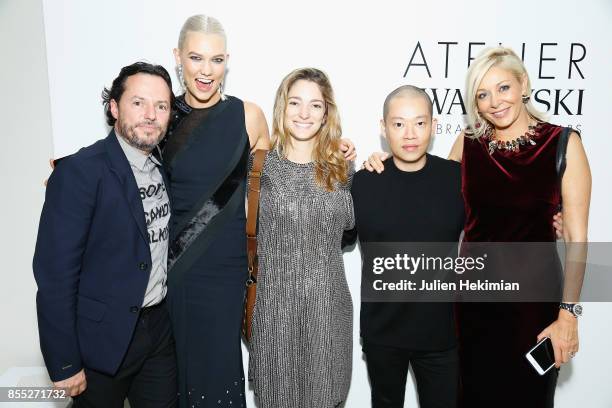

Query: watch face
[[574, 304, 583, 316]]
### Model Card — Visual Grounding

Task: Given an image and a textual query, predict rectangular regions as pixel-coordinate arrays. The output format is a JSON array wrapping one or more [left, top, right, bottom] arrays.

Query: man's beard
[[118, 119, 166, 152]]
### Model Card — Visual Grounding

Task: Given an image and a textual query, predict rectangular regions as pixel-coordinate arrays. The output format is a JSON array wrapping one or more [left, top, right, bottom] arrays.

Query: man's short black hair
[[102, 62, 174, 126]]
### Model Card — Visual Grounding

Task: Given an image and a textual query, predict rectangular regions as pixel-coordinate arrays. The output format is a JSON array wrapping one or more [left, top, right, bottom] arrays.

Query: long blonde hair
[[465, 46, 547, 138], [271, 68, 348, 191]]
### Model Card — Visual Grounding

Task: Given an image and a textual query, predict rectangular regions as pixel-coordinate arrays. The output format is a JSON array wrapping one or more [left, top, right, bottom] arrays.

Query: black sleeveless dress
[[163, 95, 249, 408]]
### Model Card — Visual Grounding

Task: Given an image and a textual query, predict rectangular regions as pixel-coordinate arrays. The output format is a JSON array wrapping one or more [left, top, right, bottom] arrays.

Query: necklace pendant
[[488, 140, 497, 155], [488, 122, 540, 154]]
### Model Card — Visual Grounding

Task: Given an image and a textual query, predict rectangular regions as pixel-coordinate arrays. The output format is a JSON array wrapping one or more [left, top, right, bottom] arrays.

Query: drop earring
[[470, 113, 489, 136], [219, 80, 227, 101], [522, 94, 530, 104], [176, 64, 185, 91]]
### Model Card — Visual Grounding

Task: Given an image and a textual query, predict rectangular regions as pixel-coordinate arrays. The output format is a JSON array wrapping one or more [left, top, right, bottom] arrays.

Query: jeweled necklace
[[485, 123, 541, 155]]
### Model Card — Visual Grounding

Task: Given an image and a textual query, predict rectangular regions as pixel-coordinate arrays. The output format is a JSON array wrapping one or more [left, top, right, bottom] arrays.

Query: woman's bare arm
[[448, 132, 465, 163], [245, 101, 271, 151]]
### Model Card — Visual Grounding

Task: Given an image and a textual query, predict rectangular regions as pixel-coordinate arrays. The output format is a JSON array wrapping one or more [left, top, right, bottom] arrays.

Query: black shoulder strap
[[556, 127, 571, 179], [555, 127, 574, 212]]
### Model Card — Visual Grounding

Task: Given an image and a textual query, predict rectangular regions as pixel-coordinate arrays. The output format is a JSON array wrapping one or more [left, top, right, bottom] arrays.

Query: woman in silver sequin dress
[[248, 68, 355, 408]]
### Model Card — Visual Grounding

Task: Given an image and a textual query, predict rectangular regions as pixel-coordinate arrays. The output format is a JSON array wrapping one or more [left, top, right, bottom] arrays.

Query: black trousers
[[72, 300, 177, 408], [363, 342, 458, 408]]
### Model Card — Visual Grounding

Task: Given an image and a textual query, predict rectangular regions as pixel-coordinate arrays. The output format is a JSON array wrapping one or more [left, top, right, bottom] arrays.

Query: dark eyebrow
[[187, 51, 225, 59], [287, 96, 325, 104], [477, 80, 511, 92], [131, 96, 170, 105], [389, 115, 428, 121]]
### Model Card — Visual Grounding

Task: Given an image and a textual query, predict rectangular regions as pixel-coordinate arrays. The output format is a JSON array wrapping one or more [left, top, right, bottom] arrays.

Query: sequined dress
[[248, 151, 355, 408]]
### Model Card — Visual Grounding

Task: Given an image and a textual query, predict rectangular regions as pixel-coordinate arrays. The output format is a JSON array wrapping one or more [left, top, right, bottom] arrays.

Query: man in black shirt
[[344, 85, 464, 408]]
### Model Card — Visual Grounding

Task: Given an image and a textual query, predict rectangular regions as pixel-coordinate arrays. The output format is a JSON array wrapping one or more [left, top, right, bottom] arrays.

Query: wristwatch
[[559, 302, 583, 318]]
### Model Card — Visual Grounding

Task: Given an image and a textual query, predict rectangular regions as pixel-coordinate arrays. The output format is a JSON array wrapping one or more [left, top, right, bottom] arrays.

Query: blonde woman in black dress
[[163, 15, 269, 408]]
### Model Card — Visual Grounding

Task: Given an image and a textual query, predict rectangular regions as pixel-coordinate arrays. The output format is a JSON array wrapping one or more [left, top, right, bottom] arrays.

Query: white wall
[[0, 0, 60, 405], [1, 0, 610, 407]]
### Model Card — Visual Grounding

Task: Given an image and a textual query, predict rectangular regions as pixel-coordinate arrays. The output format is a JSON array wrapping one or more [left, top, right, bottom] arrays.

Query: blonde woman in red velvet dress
[[447, 47, 591, 407]]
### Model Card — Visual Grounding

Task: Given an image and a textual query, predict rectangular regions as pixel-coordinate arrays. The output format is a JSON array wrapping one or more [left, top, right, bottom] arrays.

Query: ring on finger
[[569, 351, 576, 358]]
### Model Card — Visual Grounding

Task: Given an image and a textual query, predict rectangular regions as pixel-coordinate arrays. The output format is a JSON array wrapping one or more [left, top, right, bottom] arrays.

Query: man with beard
[[33, 62, 176, 407]]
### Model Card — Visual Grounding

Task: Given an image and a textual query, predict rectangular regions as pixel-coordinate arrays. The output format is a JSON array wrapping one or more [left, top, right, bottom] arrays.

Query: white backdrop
[[3, 0, 610, 406]]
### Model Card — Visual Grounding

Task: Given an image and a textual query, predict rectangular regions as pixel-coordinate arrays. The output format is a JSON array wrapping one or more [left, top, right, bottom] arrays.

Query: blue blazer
[[33, 131, 166, 382]]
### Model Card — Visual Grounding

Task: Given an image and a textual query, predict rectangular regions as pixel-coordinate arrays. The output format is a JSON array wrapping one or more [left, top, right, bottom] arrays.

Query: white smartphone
[[525, 337, 555, 375]]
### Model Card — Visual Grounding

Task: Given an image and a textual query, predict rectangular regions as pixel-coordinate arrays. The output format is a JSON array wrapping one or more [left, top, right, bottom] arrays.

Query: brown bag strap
[[246, 149, 267, 282]]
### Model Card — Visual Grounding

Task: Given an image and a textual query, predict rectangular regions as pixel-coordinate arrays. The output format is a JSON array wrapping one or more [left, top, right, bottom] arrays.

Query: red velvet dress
[[457, 122, 564, 408]]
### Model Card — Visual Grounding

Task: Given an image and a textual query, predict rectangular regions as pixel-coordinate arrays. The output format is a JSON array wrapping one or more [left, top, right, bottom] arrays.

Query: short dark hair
[[383, 85, 433, 120], [102, 62, 174, 126]]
